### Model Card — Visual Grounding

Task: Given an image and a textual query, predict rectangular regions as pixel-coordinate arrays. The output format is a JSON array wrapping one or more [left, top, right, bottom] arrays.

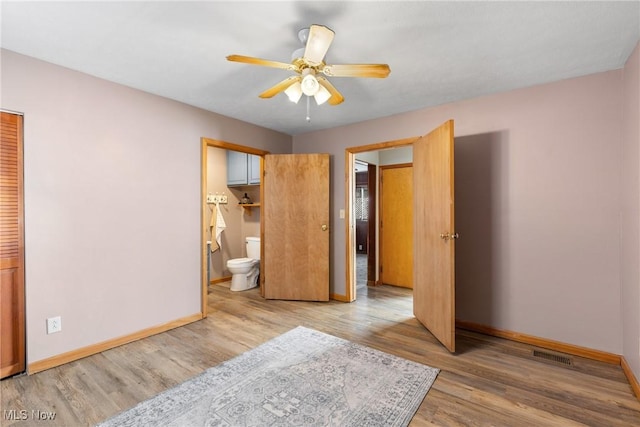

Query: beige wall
[[0, 49, 291, 365], [294, 65, 629, 357], [2, 40, 638, 383], [621, 42, 640, 378]]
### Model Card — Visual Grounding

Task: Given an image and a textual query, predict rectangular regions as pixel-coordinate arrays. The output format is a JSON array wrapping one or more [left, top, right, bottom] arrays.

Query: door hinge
[[380, 265, 383, 273]]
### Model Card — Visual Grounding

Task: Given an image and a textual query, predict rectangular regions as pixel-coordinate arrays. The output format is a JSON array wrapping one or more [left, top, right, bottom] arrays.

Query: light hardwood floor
[[2, 284, 640, 426]]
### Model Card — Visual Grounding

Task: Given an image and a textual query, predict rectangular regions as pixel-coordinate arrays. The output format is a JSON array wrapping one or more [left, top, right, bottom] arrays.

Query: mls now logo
[[3, 409, 57, 421]]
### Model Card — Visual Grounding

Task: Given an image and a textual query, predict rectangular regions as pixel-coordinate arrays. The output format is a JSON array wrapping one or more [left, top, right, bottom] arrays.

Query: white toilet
[[226, 237, 260, 292]]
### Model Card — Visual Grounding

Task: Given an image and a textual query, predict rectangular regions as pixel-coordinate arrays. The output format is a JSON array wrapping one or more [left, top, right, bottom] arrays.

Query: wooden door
[[413, 120, 456, 352], [380, 164, 413, 288], [263, 154, 329, 301], [1, 112, 26, 378]]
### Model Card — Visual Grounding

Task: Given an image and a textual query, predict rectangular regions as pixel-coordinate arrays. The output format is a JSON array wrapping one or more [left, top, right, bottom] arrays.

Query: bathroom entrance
[[201, 139, 331, 315], [200, 138, 269, 316]]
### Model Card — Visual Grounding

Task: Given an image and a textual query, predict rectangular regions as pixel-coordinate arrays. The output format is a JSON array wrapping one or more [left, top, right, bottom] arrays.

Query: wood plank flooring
[[2, 284, 639, 426]]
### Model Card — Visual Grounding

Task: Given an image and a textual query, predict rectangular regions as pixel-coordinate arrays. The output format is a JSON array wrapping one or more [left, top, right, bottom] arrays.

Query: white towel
[[210, 203, 226, 252]]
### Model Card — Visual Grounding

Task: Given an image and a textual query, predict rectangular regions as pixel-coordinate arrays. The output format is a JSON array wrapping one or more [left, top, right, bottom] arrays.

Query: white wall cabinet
[[227, 151, 261, 186]]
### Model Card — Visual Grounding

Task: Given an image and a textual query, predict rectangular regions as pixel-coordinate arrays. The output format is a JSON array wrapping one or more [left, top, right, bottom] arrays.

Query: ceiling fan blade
[[227, 54, 296, 71], [303, 24, 335, 66], [322, 63, 391, 78], [317, 76, 344, 105], [259, 76, 301, 99]]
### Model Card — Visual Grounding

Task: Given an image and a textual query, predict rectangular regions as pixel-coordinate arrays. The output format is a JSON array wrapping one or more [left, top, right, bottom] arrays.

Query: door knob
[[440, 232, 459, 240], [321, 224, 328, 231]]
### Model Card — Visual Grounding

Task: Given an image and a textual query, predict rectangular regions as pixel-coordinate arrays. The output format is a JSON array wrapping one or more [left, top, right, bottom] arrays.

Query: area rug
[[97, 326, 439, 427]]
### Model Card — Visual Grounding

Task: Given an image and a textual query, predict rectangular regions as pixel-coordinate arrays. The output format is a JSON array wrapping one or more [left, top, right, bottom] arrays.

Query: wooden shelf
[[240, 203, 260, 215]]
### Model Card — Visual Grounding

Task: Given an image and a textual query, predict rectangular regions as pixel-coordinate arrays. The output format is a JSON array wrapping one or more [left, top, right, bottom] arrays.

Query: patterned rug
[[97, 326, 439, 427]]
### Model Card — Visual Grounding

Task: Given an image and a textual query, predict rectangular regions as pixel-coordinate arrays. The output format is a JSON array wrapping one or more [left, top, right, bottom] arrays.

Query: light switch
[[339, 209, 345, 219]]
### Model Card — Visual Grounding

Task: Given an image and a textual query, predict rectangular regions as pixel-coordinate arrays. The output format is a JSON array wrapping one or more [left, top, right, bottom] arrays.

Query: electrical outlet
[[206, 194, 215, 203], [47, 316, 62, 334], [220, 195, 227, 203]]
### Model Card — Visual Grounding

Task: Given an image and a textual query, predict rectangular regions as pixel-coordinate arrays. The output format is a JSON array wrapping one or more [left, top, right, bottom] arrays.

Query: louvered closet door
[[1, 112, 25, 378]]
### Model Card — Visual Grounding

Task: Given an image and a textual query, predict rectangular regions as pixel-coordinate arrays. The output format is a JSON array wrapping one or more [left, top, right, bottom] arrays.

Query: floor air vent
[[532, 350, 572, 366]]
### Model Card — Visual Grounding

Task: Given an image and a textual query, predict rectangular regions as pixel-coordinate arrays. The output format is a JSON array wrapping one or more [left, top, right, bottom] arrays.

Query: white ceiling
[[1, 1, 639, 136]]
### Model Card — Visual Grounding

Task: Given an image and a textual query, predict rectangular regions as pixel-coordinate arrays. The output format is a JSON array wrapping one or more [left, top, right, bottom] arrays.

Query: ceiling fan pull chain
[[306, 95, 311, 123]]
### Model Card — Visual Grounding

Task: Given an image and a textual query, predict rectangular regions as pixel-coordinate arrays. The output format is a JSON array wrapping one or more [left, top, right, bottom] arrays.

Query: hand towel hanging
[[210, 202, 226, 252]]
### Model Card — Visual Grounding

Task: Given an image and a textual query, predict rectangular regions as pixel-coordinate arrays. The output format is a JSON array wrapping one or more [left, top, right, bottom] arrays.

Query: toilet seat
[[227, 257, 255, 267]]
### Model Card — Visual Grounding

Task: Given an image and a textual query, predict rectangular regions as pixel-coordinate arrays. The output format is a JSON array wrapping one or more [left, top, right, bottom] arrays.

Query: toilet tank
[[246, 237, 260, 260]]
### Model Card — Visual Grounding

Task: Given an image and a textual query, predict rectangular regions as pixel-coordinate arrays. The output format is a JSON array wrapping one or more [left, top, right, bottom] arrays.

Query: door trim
[[345, 137, 417, 301], [200, 138, 269, 316]]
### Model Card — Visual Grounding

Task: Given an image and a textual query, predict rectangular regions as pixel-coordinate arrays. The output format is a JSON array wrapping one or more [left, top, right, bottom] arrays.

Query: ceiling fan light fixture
[[300, 68, 319, 96], [284, 81, 303, 103], [227, 23, 389, 110], [314, 84, 331, 105]]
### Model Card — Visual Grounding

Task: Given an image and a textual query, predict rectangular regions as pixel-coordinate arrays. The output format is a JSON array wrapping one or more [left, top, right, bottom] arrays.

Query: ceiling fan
[[226, 24, 390, 106]]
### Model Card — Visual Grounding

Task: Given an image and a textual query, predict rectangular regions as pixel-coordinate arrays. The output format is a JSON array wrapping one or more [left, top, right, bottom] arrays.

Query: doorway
[[345, 120, 456, 352], [201, 139, 331, 309], [200, 138, 269, 316], [348, 142, 415, 301]]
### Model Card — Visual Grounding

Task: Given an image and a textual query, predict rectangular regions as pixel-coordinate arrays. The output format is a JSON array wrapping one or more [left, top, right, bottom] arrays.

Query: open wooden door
[[263, 154, 330, 301], [413, 120, 456, 352]]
